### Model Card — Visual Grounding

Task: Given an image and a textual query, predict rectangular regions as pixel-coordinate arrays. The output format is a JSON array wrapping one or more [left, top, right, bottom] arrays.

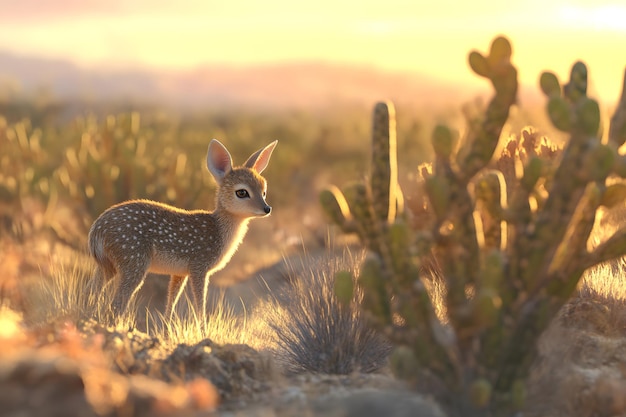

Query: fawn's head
[[207, 139, 277, 218]]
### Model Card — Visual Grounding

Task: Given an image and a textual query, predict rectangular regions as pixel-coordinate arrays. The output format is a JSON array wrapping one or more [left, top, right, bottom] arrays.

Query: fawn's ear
[[207, 139, 233, 184], [243, 140, 278, 173]]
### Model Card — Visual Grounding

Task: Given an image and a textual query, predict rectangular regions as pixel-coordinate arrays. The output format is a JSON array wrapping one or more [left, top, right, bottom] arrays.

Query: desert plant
[[55, 113, 217, 221], [320, 36, 626, 416], [20, 258, 138, 329], [0, 112, 218, 245], [151, 290, 252, 348], [0, 118, 52, 199], [0, 117, 59, 238], [265, 251, 391, 375], [319, 101, 405, 279]]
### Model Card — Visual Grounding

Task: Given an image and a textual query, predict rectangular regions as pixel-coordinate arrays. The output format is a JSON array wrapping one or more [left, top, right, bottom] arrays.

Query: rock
[[311, 388, 447, 417]]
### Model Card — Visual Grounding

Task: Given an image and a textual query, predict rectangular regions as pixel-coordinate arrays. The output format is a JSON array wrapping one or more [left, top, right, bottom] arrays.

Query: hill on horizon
[[0, 51, 487, 111]]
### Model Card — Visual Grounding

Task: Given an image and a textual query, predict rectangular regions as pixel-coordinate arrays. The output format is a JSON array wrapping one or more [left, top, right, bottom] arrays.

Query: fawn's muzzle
[[264, 205, 271, 214]]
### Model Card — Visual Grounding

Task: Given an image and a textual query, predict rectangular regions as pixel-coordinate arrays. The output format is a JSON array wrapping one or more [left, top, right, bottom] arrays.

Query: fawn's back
[[88, 139, 277, 318], [89, 200, 227, 277]]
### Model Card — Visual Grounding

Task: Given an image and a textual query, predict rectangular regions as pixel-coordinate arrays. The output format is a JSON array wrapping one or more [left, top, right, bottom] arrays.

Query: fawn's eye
[[235, 189, 249, 198]]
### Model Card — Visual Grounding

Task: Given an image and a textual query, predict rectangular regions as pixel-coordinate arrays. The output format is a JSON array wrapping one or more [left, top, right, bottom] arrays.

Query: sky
[[0, 0, 625, 103]]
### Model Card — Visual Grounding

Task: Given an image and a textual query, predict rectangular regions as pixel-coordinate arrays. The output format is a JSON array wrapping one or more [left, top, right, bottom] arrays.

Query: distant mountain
[[0, 52, 163, 102], [171, 62, 480, 109], [0, 51, 481, 110]]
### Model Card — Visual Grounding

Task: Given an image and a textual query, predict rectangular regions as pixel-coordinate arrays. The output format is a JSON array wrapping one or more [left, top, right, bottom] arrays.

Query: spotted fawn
[[88, 139, 277, 320]]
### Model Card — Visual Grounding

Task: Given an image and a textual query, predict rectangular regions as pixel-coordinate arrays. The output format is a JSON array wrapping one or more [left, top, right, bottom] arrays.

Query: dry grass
[[149, 291, 262, 348], [571, 206, 626, 334], [20, 258, 138, 329], [18, 255, 273, 352], [581, 259, 626, 300]]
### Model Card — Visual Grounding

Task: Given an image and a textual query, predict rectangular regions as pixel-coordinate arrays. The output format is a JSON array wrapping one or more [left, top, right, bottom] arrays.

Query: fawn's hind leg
[[165, 275, 188, 318], [90, 265, 109, 292], [111, 258, 151, 316], [90, 249, 116, 288], [89, 259, 117, 297]]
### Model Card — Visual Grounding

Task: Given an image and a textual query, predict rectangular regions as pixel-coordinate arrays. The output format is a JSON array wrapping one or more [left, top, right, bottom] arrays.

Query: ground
[[2, 179, 626, 417]]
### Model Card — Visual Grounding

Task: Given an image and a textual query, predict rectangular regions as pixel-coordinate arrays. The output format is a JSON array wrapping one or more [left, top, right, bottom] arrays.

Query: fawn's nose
[[264, 205, 272, 215]]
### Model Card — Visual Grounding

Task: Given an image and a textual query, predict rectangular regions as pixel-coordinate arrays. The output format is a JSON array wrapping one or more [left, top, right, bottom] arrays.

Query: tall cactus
[[370, 102, 400, 223], [320, 101, 405, 275], [321, 36, 626, 416], [609, 69, 626, 146]]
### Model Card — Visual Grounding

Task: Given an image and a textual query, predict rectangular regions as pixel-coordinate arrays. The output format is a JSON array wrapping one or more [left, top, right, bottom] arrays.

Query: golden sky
[[1, 0, 624, 103]]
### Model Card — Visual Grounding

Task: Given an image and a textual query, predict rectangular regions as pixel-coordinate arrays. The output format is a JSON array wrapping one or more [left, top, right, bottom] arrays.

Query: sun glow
[[0, 0, 624, 102]]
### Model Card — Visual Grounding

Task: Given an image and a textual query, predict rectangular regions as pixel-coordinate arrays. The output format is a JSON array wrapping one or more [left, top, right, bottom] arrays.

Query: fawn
[[88, 139, 277, 320]]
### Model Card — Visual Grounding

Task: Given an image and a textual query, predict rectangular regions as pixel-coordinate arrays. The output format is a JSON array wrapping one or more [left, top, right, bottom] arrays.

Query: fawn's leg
[[90, 246, 118, 292], [111, 257, 150, 316], [165, 275, 188, 318], [189, 270, 210, 322], [89, 264, 114, 294]]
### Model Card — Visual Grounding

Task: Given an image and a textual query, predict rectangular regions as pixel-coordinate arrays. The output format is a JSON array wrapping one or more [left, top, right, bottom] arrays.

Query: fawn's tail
[[87, 226, 116, 279]]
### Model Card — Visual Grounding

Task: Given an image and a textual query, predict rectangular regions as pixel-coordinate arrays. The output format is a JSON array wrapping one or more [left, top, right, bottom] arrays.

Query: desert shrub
[[320, 36, 626, 416], [265, 250, 391, 375]]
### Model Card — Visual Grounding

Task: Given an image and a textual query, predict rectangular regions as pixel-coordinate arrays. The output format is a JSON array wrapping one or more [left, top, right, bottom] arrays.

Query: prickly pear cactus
[[462, 36, 518, 179], [321, 36, 626, 417]]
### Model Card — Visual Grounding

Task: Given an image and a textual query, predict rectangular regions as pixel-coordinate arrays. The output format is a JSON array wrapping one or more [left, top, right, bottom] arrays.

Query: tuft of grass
[[21, 258, 137, 329], [264, 249, 391, 375], [580, 259, 626, 301], [568, 259, 626, 336], [570, 208, 626, 334], [150, 291, 253, 348]]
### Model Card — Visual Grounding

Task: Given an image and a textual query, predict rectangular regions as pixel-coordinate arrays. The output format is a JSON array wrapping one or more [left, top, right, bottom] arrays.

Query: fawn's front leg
[[166, 275, 188, 318], [188, 269, 211, 322]]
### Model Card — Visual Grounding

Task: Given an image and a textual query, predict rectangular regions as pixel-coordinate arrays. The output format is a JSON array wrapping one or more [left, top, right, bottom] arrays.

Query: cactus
[[370, 102, 400, 223], [321, 36, 626, 416], [609, 69, 626, 146], [320, 101, 406, 277], [461, 36, 518, 179]]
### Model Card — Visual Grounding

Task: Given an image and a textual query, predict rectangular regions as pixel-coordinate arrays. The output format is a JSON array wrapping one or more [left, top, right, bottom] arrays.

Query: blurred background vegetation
[[0, 91, 555, 234], [0, 80, 560, 308], [1, 96, 437, 241]]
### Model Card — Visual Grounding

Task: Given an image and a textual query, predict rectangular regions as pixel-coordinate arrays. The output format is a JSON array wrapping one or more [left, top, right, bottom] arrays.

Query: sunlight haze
[[0, 0, 624, 103]]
